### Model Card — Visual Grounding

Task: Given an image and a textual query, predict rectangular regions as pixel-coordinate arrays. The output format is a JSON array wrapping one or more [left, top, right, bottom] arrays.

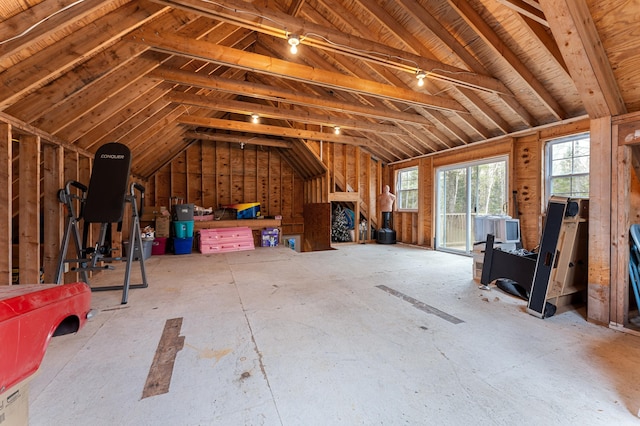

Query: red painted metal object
[[0, 282, 93, 393]]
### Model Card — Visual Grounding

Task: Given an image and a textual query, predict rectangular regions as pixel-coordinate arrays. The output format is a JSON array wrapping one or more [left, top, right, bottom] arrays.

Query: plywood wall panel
[[281, 164, 293, 219], [257, 149, 269, 210], [216, 144, 231, 207], [269, 152, 281, 216], [187, 144, 203, 207], [172, 152, 187, 201], [155, 165, 171, 208], [346, 145, 357, 192], [513, 135, 541, 249], [230, 147, 244, 204], [243, 148, 257, 203], [418, 157, 433, 247], [201, 142, 216, 209]]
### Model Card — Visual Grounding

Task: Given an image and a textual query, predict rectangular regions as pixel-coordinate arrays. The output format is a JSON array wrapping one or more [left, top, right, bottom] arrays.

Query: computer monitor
[[494, 217, 520, 243]]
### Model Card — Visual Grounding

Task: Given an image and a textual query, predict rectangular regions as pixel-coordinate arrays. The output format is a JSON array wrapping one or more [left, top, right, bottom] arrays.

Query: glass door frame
[[435, 155, 509, 255]]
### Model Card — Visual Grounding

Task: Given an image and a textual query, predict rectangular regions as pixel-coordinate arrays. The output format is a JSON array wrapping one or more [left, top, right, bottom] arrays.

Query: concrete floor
[[30, 244, 640, 425]]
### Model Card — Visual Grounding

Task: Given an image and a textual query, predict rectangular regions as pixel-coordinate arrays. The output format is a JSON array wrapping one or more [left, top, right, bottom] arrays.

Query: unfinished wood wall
[[145, 141, 304, 235], [1, 124, 94, 285], [387, 121, 590, 249], [302, 141, 382, 237]]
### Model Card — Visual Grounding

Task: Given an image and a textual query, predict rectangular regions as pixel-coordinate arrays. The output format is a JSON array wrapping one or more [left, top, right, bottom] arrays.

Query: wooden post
[[64, 149, 79, 283], [19, 135, 41, 284], [0, 123, 11, 285], [42, 144, 64, 284], [588, 117, 612, 325]]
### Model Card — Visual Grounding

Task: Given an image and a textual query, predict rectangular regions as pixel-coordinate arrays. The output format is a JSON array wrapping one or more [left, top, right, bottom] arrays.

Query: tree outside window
[[397, 167, 418, 210], [547, 133, 590, 200]]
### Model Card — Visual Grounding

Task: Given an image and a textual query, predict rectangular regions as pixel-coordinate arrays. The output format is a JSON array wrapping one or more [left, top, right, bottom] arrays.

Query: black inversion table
[[55, 142, 148, 304]]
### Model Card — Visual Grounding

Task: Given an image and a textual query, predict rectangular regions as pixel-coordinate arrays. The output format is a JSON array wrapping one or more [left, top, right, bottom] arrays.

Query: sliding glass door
[[436, 157, 508, 254]]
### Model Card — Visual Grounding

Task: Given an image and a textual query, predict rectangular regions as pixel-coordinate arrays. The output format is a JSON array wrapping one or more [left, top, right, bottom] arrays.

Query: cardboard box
[[0, 378, 30, 426], [261, 228, 279, 247], [155, 216, 170, 238]]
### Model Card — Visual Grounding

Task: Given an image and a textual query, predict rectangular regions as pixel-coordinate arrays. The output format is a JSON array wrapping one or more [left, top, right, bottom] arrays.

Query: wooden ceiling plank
[[329, 2, 504, 144], [6, 7, 202, 123], [56, 76, 166, 143], [387, 0, 484, 71], [519, 15, 569, 76], [127, 107, 189, 165], [421, 109, 470, 146], [166, 91, 406, 135], [456, 86, 508, 135], [75, 84, 174, 151], [154, 0, 509, 95], [287, 0, 306, 16], [0, 0, 119, 65], [0, 0, 169, 111], [178, 115, 373, 146], [393, 0, 535, 127], [150, 66, 436, 126], [447, 0, 566, 120], [538, 0, 626, 118], [81, 27, 248, 155], [134, 127, 192, 178], [7, 40, 152, 123], [127, 29, 467, 113], [37, 53, 167, 136]]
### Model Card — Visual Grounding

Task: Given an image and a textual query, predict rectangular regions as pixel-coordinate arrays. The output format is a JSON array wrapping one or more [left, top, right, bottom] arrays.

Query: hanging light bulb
[[288, 34, 300, 54], [334, 126, 340, 135], [416, 69, 427, 87], [251, 114, 259, 123]]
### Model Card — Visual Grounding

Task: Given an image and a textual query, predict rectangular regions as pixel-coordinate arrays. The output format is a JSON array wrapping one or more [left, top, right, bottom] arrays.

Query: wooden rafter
[[153, 0, 510, 95], [538, 0, 626, 118], [0, 0, 169, 110], [495, 0, 548, 27]]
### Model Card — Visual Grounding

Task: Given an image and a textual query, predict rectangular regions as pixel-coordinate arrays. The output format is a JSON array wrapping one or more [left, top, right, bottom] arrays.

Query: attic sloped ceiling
[[0, 0, 637, 179]]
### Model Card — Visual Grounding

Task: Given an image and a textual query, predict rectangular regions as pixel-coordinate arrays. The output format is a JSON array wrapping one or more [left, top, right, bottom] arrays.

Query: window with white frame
[[546, 133, 590, 200], [396, 167, 418, 210]]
